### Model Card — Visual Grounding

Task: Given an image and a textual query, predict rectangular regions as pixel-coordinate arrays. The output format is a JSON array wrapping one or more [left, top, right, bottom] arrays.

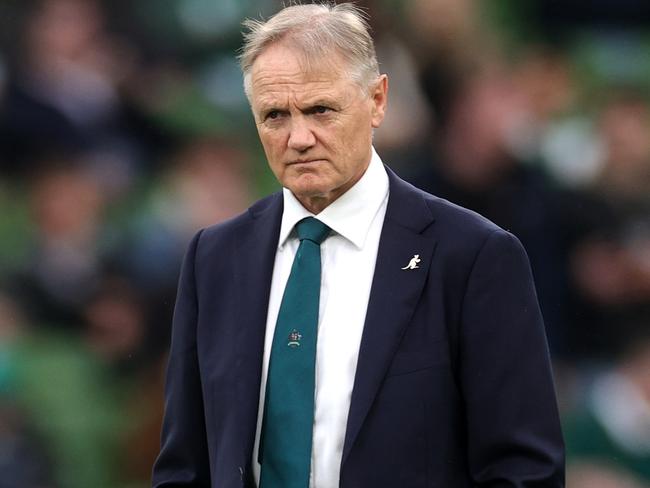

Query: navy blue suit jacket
[[152, 168, 565, 487]]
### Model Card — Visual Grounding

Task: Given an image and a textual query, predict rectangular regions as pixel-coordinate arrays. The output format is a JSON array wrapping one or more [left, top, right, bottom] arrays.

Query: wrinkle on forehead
[[253, 76, 338, 102], [252, 64, 343, 92], [250, 43, 358, 110], [253, 76, 357, 112], [256, 37, 350, 76], [253, 70, 336, 91]]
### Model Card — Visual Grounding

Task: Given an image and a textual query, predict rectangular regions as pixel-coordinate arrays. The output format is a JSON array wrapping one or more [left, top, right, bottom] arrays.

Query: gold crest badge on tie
[[287, 329, 302, 348]]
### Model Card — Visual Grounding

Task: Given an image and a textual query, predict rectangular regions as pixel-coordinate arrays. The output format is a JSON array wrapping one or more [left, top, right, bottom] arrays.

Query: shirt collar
[[278, 147, 389, 250]]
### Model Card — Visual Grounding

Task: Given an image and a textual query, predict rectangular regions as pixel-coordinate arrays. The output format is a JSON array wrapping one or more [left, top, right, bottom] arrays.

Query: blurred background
[[0, 0, 648, 486]]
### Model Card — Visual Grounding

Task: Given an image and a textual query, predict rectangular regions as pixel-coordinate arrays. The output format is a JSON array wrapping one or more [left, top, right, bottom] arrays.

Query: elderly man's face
[[249, 42, 387, 213]]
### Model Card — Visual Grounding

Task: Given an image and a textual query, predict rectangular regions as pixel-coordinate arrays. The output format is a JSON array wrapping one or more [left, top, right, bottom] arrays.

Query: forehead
[[249, 42, 356, 104]]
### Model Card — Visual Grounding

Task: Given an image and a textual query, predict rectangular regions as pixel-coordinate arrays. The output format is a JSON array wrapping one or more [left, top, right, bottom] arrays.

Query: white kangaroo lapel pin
[[401, 254, 421, 270]]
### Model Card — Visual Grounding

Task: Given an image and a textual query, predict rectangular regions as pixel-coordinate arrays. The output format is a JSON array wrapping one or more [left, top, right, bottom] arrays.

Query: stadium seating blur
[[0, 1, 648, 486]]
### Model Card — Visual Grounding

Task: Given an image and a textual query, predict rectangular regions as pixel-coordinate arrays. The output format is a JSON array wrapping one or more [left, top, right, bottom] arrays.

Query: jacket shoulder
[[387, 166, 503, 241], [386, 167, 515, 259], [196, 192, 281, 246], [424, 192, 503, 237], [417, 186, 519, 260]]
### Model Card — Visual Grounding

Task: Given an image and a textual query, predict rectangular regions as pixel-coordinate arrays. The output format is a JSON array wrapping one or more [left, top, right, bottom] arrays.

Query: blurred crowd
[[0, 1, 648, 487]]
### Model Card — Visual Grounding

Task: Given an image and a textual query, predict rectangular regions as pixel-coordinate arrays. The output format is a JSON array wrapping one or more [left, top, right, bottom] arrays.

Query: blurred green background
[[0, 1, 649, 486]]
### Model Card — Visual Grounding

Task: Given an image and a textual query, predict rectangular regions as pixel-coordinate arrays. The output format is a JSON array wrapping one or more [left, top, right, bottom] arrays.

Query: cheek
[[257, 134, 286, 177], [259, 130, 287, 159], [336, 127, 368, 162]]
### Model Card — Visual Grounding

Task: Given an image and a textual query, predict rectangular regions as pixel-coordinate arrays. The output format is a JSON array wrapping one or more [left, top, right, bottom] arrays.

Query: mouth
[[288, 158, 326, 166]]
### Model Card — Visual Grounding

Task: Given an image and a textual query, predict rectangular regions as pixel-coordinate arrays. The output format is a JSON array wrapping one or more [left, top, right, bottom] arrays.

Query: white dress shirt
[[252, 148, 389, 488]]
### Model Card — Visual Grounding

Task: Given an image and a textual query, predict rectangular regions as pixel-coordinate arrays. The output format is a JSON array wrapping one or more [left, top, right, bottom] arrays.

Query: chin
[[286, 176, 331, 197], [289, 185, 329, 200]]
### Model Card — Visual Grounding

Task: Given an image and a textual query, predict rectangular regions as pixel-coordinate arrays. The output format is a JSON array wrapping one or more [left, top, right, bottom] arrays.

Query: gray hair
[[239, 2, 379, 99]]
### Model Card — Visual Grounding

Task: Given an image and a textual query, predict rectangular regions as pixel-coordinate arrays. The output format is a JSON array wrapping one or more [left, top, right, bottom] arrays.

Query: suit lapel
[[342, 169, 437, 465], [231, 193, 283, 474]]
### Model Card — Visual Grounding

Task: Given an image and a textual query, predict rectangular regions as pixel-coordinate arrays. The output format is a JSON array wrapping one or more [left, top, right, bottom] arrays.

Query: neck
[[298, 195, 331, 215]]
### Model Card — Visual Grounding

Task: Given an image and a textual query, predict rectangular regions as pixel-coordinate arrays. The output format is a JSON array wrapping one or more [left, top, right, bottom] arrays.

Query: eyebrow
[[299, 95, 340, 107], [255, 91, 345, 117], [255, 102, 284, 119]]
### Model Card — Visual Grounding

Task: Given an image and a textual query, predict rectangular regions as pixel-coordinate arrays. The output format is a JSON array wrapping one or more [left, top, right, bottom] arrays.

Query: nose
[[287, 117, 316, 152]]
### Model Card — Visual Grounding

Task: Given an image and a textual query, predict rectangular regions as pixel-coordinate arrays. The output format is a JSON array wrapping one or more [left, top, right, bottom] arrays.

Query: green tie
[[259, 217, 331, 488]]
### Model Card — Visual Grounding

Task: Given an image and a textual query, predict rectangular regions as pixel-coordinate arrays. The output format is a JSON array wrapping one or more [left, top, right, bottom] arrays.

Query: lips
[[288, 158, 325, 165]]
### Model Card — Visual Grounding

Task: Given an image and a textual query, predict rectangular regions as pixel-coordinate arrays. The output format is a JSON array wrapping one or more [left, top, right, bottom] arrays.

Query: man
[[152, 3, 565, 487]]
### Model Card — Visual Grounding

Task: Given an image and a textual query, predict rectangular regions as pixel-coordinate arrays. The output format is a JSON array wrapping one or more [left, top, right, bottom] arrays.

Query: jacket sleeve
[[152, 230, 211, 487], [459, 229, 565, 487]]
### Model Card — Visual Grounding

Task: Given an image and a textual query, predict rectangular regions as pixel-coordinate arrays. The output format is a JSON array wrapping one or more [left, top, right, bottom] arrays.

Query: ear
[[370, 74, 388, 128]]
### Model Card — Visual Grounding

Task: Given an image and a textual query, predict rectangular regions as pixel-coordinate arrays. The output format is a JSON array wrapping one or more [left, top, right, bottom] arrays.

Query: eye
[[266, 110, 280, 120], [313, 105, 330, 114]]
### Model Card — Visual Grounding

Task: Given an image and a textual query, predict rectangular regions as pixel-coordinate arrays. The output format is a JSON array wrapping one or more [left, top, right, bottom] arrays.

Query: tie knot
[[296, 217, 330, 245]]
